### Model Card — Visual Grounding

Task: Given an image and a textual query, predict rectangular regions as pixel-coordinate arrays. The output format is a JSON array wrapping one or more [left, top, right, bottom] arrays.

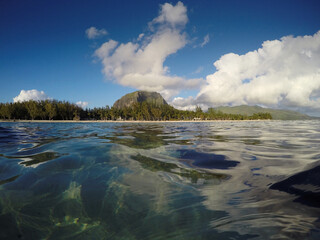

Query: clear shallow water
[[0, 121, 319, 240]]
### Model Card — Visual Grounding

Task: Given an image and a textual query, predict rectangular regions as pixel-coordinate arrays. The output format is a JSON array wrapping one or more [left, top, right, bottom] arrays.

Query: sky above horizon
[[1, 0, 320, 116]]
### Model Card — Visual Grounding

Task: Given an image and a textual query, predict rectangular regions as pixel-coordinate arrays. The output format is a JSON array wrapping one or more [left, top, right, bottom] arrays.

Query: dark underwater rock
[[270, 164, 320, 208]]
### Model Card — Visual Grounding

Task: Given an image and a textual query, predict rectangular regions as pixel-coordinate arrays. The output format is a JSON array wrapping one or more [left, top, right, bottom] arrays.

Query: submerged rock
[[270, 164, 320, 208]]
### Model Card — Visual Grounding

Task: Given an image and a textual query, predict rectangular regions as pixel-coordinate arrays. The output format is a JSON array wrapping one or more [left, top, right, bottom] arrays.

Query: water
[[0, 121, 319, 240]]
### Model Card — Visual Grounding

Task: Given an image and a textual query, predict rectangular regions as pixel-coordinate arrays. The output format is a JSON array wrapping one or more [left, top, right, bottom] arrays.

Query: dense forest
[[0, 100, 272, 121]]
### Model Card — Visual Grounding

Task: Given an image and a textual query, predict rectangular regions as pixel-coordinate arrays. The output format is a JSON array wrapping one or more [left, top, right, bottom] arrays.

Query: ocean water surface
[[0, 121, 319, 239]]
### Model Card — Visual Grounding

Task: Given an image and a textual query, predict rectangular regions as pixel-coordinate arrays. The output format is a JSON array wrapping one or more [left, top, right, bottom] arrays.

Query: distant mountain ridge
[[113, 91, 168, 109], [215, 105, 314, 120]]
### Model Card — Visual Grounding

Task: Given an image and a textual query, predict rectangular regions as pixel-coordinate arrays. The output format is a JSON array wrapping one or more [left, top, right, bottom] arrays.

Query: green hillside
[[113, 91, 168, 109], [215, 105, 314, 120]]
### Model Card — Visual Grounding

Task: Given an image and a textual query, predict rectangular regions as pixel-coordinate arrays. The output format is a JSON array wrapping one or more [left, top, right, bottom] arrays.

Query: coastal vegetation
[[215, 105, 313, 120], [0, 100, 272, 121]]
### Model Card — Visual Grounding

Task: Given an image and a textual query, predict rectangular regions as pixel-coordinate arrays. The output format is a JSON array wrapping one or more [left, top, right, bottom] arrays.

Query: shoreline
[[1, 119, 272, 123]]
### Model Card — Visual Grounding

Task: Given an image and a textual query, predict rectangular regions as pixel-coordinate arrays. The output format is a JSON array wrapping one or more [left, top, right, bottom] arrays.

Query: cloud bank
[[13, 89, 50, 102], [173, 31, 320, 114], [94, 1, 202, 99], [86, 27, 108, 39]]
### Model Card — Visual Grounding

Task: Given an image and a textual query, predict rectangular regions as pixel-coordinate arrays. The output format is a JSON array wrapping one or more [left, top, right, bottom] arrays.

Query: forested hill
[[215, 105, 314, 120], [113, 91, 168, 109]]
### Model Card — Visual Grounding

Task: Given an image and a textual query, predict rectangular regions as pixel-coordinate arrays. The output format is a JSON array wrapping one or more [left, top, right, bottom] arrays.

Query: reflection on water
[[177, 149, 239, 169], [105, 125, 191, 149], [1, 151, 61, 167], [0, 175, 20, 186], [0, 121, 320, 239], [131, 154, 228, 184]]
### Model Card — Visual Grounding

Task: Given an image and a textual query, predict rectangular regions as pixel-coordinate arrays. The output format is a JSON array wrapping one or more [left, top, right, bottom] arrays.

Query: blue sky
[[1, 0, 320, 115]]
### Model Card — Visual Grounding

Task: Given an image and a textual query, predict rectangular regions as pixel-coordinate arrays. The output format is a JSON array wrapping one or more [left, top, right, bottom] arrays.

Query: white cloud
[[86, 26, 108, 39], [94, 1, 202, 100], [94, 40, 118, 59], [171, 96, 196, 110], [76, 101, 89, 109], [200, 34, 210, 47], [171, 96, 209, 111], [152, 1, 188, 27], [180, 31, 320, 114], [13, 89, 50, 102], [137, 33, 144, 41]]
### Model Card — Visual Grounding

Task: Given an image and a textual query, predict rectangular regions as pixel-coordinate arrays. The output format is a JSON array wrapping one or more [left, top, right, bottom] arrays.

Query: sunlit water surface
[[0, 121, 320, 239]]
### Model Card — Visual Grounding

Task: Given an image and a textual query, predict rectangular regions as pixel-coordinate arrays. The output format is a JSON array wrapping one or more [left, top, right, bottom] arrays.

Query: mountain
[[214, 105, 314, 120], [113, 91, 168, 109]]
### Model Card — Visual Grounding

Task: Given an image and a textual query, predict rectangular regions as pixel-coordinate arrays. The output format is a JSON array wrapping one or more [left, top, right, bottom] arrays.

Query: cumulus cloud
[[174, 31, 320, 114], [152, 1, 188, 27], [201, 34, 210, 47], [94, 1, 202, 100], [13, 89, 50, 102], [76, 101, 89, 109], [86, 26, 108, 39], [171, 96, 197, 110]]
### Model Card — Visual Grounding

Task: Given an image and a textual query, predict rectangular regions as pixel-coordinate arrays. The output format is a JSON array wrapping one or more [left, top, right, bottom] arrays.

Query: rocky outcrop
[[113, 91, 168, 109]]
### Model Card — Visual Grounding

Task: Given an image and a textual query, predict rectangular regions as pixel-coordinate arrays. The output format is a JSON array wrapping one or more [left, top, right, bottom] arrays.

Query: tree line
[[0, 100, 272, 121]]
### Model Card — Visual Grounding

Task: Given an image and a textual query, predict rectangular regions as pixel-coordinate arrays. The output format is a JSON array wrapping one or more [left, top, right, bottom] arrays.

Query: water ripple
[[0, 121, 319, 239]]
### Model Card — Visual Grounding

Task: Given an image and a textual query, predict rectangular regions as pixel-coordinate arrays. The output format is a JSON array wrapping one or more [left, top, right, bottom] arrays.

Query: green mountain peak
[[113, 91, 168, 109]]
